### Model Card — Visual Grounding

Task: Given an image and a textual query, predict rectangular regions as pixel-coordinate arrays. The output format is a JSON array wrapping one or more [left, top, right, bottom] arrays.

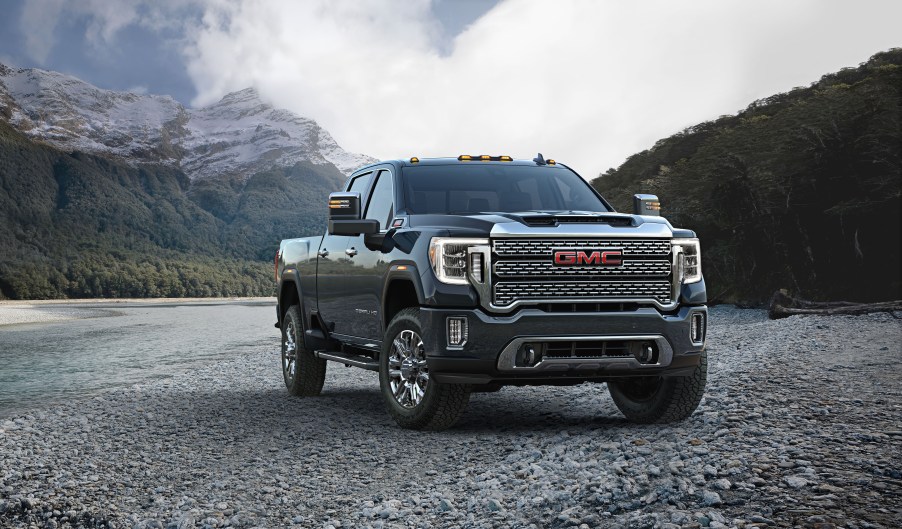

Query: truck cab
[[276, 155, 707, 430]]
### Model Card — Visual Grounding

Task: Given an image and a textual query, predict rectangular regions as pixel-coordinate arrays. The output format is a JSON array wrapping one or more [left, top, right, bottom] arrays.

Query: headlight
[[672, 238, 702, 284], [429, 237, 489, 285]]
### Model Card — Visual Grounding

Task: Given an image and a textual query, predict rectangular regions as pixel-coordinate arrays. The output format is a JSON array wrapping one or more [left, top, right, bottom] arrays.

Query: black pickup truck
[[275, 155, 707, 430]]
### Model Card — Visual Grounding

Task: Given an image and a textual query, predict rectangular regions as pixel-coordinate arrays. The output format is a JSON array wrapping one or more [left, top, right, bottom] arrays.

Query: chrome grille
[[491, 237, 673, 307], [494, 259, 670, 278], [493, 280, 673, 305], [494, 238, 671, 256]]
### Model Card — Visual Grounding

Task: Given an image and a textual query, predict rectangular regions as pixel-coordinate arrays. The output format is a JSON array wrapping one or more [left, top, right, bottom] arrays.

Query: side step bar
[[315, 350, 379, 372]]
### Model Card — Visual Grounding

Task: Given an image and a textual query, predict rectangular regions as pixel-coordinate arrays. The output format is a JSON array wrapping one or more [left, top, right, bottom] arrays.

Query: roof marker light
[[458, 155, 473, 161], [480, 155, 491, 160], [410, 157, 419, 163], [500, 156, 512, 161], [547, 159, 556, 165]]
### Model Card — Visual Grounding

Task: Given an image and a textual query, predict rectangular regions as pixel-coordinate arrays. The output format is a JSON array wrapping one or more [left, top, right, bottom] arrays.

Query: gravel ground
[[1, 307, 900, 529]]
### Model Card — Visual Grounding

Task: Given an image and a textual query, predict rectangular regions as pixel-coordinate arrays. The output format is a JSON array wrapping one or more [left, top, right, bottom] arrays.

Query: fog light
[[447, 317, 468, 347], [690, 312, 706, 345]]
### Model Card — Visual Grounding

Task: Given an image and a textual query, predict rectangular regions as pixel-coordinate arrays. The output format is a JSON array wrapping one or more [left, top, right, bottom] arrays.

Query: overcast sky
[[1, 0, 900, 178]]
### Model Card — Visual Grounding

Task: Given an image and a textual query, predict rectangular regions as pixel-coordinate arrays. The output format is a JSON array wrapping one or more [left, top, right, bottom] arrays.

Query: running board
[[315, 350, 379, 371]]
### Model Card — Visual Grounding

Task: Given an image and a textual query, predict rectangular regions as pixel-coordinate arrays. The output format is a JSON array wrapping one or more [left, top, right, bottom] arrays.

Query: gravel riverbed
[[1, 307, 900, 529]]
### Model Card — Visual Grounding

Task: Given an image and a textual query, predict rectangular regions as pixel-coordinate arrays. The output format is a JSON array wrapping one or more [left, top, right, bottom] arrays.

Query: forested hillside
[[0, 120, 344, 299], [592, 49, 901, 303]]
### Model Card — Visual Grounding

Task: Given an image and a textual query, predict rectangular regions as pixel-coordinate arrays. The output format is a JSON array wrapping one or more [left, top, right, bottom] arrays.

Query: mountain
[[591, 49, 901, 303], [0, 64, 375, 300], [0, 63, 375, 178]]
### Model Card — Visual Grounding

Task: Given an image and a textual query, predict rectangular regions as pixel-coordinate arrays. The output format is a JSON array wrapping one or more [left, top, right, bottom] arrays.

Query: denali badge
[[553, 249, 623, 266]]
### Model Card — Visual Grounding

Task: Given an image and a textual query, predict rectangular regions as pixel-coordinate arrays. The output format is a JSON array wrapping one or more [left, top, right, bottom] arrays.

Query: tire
[[379, 307, 471, 430], [281, 304, 327, 397], [607, 349, 707, 423]]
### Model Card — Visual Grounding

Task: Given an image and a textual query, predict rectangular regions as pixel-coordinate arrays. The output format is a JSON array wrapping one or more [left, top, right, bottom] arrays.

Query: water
[[0, 300, 277, 417]]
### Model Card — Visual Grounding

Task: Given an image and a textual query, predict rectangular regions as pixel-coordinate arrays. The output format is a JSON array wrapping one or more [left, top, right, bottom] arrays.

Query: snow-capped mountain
[[0, 63, 376, 178]]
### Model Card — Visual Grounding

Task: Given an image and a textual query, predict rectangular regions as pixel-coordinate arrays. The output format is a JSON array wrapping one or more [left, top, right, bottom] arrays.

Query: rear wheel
[[379, 308, 471, 430], [281, 305, 327, 397], [607, 350, 707, 423]]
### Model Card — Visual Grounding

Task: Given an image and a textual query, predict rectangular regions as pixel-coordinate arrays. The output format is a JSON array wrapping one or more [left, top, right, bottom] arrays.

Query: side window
[[365, 170, 394, 231], [347, 172, 372, 194]]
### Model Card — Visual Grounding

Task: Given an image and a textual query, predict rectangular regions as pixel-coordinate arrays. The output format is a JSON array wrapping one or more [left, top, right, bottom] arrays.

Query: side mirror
[[327, 192, 380, 235], [633, 194, 661, 216]]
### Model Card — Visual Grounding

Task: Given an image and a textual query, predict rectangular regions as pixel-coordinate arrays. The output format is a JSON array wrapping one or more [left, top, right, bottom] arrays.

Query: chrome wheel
[[388, 329, 429, 408], [282, 320, 298, 384]]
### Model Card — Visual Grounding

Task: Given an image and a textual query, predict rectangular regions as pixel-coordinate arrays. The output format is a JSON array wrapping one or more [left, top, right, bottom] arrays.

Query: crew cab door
[[344, 168, 395, 341], [316, 171, 373, 336]]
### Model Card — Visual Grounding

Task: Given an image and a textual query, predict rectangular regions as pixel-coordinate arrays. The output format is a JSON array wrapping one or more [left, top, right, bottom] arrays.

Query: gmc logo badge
[[553, 249, 623, 266]]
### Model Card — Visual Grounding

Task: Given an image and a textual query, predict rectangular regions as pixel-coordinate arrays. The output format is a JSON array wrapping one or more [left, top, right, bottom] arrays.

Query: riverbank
[[0, 297, 275, 326], [1, 307, 900, 528]]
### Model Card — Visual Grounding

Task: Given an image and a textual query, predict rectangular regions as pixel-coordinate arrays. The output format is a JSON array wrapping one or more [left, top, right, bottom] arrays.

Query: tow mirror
[[633, 194, 661, 216], [327, 192, 379, 235]]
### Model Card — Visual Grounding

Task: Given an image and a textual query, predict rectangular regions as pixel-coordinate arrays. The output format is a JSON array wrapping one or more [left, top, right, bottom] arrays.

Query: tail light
[[274, 250, 280, 282]]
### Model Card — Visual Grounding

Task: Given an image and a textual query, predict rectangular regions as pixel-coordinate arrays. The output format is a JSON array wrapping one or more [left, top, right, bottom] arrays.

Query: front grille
[[495, 259, 670, 277], [491, 238, 673, 307], [544, 340, 633, 359], [494, 280, 672, 305], [494, 238, 671, 256]]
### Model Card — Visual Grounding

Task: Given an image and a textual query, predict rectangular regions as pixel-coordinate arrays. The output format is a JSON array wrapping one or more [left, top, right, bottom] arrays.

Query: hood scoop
[[517, 213, 635, 228]]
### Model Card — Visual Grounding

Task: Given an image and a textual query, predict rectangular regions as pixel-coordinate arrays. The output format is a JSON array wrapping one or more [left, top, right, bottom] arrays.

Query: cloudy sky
[[1, 0, 900, 178]]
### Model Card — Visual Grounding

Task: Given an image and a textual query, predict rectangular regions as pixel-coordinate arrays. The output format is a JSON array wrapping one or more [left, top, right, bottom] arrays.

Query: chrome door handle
[[345, 247, 358, 257], [317, 249, 329, 258]]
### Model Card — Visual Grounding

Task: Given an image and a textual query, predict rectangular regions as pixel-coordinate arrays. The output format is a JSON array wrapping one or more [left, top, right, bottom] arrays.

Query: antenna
[[533, 153, 546, 165]]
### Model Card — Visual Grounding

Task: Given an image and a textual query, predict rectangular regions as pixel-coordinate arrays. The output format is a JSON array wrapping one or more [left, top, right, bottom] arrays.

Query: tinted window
[[347, 172, 372, 194], [365, 170, 394, 230], [401, 165, 608, 214]]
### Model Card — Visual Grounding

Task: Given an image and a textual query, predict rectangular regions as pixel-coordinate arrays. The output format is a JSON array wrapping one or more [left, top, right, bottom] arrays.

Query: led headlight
[[429, 237, 489, 285], [672, 238, 701, 284]]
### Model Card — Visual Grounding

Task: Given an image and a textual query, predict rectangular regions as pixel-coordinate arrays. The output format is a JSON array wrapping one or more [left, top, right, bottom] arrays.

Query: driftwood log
[[768, 289, 902, 319]]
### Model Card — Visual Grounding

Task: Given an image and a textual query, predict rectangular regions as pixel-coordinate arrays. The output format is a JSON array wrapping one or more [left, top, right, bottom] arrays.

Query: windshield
[[400, 164, 610, 214]]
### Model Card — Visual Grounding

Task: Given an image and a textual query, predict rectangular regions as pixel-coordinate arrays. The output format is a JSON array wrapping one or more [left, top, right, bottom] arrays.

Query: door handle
[[317, 249, 329, 258], [345, 247, 358, 257]]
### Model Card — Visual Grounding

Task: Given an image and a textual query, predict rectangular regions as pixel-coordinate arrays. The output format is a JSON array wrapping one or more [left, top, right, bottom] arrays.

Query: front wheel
[[607, 350, 707, 423], [379, 308, 471, 430], [281, 304, 327, 397]]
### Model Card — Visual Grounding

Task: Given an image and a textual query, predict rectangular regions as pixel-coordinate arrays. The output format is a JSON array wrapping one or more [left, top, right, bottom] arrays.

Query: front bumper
[[420, 305, 707, 385]]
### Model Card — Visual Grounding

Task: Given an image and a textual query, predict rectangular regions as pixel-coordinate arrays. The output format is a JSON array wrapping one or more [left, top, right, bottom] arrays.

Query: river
[[0, 300, 276, 417]]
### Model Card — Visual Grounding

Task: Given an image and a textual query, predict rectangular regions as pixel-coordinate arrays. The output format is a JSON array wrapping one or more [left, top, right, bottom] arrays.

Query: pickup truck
[[275, 154, 707, 430]]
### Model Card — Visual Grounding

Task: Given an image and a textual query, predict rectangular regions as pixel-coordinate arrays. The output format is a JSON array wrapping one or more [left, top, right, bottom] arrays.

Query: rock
[[700, 491, 722, 506], [783, 476, 808, 488], [712, 478, 731, 490]]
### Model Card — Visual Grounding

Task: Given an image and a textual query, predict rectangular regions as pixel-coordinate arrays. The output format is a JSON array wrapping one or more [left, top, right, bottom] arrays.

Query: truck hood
[[406, 211, 693, 238]]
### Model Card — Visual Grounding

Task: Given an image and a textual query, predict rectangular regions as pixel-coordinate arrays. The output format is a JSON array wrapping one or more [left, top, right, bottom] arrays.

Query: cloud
[[19, 0, 902, 178], [179, 0, 902, 178], [21, 0, 66, 64], [19, 0, 201, 63]]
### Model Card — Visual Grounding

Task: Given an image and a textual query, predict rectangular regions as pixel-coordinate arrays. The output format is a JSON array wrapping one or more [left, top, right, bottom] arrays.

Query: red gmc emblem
[[553, 249, 623, 266]]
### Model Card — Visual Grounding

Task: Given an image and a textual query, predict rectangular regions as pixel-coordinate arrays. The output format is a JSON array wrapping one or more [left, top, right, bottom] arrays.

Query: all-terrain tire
[[281, 304, 327, 397], [379, 307, 471, 430], [607, 349, 707, 423]]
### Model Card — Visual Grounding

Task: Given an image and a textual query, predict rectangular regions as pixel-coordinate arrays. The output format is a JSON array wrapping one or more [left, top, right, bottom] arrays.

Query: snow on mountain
[[0, 63, 376, 178]]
